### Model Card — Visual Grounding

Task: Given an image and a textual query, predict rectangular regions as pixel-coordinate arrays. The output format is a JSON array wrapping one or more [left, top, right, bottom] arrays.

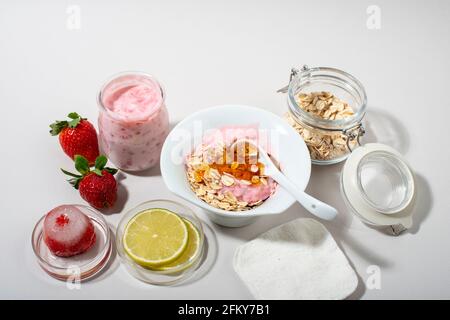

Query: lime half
[[123, 208, 188, 267], [157, 218, 201, 271]]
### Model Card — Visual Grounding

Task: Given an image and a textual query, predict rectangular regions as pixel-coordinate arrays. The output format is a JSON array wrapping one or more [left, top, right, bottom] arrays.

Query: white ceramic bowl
[[160, 105, 311, 227]]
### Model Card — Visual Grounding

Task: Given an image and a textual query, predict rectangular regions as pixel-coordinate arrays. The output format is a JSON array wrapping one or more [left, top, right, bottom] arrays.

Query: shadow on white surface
[[343, 256, 366, 300], [364, 108, 410, 155]]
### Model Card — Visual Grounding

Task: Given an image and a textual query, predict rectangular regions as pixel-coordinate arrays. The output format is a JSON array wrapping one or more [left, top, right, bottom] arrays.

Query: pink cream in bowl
[[186, 125, 277, 210], [220, 179, 276, 205]]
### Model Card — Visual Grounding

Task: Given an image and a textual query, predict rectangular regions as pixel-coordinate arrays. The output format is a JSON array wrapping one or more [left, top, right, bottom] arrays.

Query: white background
[[1, 0, 449, 299]]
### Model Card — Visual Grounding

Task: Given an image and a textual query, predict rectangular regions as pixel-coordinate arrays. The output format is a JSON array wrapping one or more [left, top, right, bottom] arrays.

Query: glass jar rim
[[287, 66, 367, 131], [97, 71, 166, 122]]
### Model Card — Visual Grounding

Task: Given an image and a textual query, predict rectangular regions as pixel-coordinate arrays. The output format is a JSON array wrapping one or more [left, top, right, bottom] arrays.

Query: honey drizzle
[[195, 143, 265, 185]]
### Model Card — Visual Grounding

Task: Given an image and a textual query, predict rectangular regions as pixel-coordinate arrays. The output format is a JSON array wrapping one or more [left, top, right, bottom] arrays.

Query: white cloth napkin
[[233, 218, 358, 300]]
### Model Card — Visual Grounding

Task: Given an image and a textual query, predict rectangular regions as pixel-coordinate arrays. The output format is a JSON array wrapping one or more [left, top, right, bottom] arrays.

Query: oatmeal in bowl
[[185, 125, 277, 212], [160, 105, 311, 227]]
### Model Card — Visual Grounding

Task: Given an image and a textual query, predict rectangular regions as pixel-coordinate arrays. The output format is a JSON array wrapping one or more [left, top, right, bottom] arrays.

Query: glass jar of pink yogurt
[[97, 72, 169, 172]]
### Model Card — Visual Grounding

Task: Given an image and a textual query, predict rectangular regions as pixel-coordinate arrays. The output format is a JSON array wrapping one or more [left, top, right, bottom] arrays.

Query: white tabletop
[[1, 0, 449, 299]]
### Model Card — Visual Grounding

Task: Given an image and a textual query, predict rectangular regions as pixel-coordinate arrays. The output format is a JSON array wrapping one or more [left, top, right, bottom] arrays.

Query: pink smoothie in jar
[[98, 72, 169, 171]]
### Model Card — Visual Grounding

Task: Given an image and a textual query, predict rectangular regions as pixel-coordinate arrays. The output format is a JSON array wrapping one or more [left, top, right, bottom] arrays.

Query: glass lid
[[341, 143, 415, 234]]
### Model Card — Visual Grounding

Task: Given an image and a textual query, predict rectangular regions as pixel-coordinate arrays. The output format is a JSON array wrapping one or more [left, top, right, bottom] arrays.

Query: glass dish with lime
[[116, 200, 205, 285]]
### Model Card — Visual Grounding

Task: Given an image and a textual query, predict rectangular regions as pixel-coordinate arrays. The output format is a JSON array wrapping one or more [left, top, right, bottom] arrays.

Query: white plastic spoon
[[231, 139, 338, 220]]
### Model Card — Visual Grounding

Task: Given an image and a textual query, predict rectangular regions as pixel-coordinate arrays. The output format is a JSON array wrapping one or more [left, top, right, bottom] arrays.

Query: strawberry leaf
[[67, 112, 85, 128], [68, 177, 82, 190], [67, 112, 81, 119], [61, 168, 82, 178], [95, 155, 108, 171], [50, 112, 85, 134], [104, 167, 118, 175], [49, 120, 68, 136], [74, 155, 90, 175], [61, 168, 83, 190]]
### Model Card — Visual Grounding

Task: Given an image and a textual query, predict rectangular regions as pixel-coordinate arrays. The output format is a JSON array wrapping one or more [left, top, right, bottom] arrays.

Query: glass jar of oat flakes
[[279, 65, 418, 236], [280, 65, 367, 165]]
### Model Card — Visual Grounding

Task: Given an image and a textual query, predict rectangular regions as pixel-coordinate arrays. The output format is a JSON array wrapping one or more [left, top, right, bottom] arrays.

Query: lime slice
[[123, 208, 188, 267], [157, 218, 201, 271]]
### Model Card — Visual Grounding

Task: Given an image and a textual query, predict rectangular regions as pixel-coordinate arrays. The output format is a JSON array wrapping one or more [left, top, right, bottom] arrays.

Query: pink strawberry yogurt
[[220, 179, 276, 205], [98, 72, 169, 171]]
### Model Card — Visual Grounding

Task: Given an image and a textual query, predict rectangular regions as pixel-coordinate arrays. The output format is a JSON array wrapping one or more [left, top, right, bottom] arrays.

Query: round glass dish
[[284, 66, 367, 165], [31, 205, 112, 281], [357, 151, 414, 214], [116, 200, 205, 286], [340, 143, 415, 234]]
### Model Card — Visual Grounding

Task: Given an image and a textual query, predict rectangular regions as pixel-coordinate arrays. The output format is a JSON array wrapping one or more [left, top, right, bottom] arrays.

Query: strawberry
[[50, 112, 100, 166], [62, 155, 118, 209], [43, 205, 96, 257]]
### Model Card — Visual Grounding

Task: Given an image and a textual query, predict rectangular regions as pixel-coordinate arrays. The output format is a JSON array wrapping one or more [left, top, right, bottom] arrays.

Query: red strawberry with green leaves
[[50, 112, 100, 166], [62, 155, 118, 209]]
